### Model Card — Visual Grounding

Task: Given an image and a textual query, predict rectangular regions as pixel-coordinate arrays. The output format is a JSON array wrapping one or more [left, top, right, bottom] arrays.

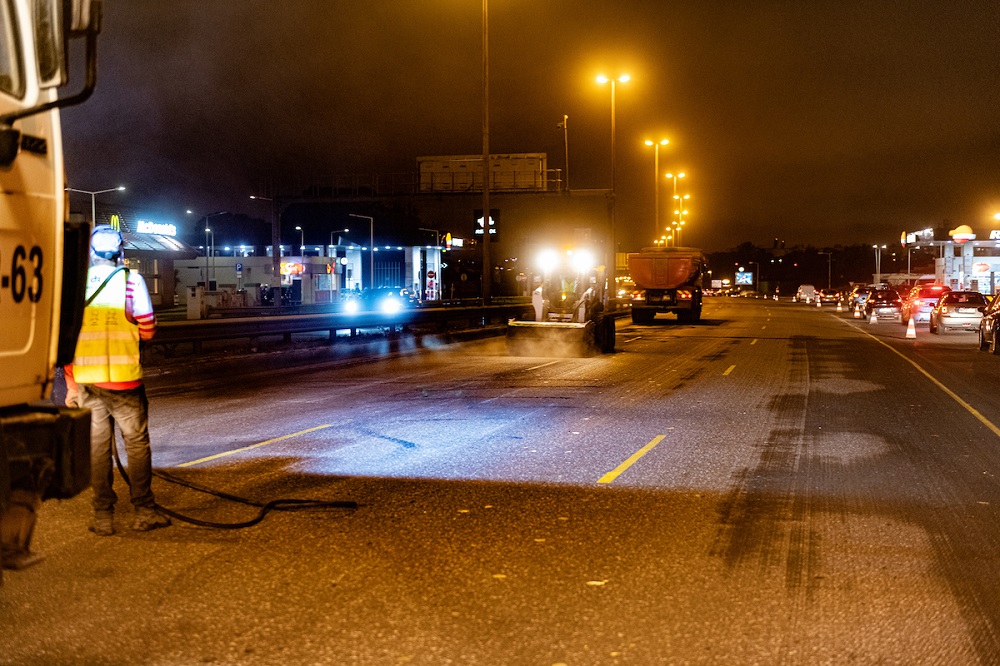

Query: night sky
[[60, 1, 1000, 252]]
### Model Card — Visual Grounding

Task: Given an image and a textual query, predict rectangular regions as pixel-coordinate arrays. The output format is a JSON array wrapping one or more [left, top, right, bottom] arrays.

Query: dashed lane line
[[597, 435, 666, 484], [178, 425, 333, 467]]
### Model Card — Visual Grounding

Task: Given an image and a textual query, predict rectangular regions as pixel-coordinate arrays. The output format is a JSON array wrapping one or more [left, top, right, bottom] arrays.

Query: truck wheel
[[677, 310, 693, 323], [692, 302, 703, 323], [631, 309, 654, 325], [599, 315, 616, 353]]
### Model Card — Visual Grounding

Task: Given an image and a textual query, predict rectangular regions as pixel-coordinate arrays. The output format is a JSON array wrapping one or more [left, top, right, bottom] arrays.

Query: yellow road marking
[[526, 361, 560, 371], [723, 364, 736, 376], [751, 339, 758, 345], [178, 425, 333, 467], [865, 335, 1000, 439], [598, 435, 666, 484]]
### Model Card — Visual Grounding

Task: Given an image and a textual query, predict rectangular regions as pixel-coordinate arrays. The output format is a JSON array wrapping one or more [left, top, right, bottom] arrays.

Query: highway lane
[[3, 297, 1000, 664]]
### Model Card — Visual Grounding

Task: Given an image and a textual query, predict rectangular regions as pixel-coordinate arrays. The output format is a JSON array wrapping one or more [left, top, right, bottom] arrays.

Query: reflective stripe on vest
[[72, 266, 142, 384]]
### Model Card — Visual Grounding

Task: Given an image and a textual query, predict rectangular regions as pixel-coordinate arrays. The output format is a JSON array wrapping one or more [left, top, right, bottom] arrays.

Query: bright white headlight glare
[[569, 249, 595, 274], [344, 300, 360, 314], [536, 249, 560, 274], [380, 298, 402, 314]]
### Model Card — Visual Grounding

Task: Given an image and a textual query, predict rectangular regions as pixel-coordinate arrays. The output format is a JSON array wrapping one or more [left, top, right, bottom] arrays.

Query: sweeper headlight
[[569, 249, 595, 274]]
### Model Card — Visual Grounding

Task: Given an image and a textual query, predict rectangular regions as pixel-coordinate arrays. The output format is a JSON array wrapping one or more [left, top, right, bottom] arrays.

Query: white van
[[795, 284, 817, 303]]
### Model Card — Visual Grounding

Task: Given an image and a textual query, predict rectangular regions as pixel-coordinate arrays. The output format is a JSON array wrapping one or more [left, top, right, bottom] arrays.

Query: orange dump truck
[[626, 247, 707, 324]]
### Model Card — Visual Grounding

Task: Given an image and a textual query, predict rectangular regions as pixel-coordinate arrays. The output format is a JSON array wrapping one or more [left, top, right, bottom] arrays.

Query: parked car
[[929, 291, 989, 334], [863, 288, 903, 322], [818, 288, 842, 305], [795, 284, 817, 303], [901, 284, 950, 325], [978, 295, 1000, 353]]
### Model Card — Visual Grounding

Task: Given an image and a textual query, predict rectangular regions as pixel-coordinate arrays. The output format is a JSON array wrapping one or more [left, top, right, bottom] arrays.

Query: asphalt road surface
[[4, 297, 1000, 665]]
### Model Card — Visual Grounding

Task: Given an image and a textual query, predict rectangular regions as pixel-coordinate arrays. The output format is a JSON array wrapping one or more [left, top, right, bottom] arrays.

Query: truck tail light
[[677, 290, 692, 301]]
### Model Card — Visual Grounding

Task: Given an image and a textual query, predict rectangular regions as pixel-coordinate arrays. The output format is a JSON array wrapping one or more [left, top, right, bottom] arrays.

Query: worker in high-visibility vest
[[69, 225, 170, 536]]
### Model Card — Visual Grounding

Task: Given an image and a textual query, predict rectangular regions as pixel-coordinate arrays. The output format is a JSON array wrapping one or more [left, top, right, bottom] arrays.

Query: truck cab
[[1, 0, 102, 581]]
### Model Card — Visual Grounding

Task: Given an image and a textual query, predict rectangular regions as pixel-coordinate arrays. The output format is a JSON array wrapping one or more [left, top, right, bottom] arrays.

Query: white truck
[[0, 0, 103, 582]]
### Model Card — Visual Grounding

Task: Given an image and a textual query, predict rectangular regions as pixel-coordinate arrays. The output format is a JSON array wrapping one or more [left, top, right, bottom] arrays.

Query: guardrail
[[151, 304, 535, 355]]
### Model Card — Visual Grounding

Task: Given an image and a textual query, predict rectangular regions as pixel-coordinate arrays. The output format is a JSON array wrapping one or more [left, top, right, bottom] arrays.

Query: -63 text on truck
[[0, 0, 103, 583]]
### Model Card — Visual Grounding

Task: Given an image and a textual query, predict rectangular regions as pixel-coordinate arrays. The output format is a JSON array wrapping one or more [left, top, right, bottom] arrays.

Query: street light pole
[[349, 213, 374, 289], [481, 0, 491, 304], [295, 226, 305, 255], [644, 139, 669, 240], [818, 251, 832, 289], [250, 194, 282, 310], [673, 194, 690, 246], [597, 73, 629, 298], [66, 185, 125, 225], [559, 114, 569, 192]]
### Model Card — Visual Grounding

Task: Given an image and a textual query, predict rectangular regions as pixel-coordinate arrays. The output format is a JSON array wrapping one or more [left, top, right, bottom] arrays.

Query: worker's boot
[[131, 506, 170, 532], [90, 511, 114, 537]]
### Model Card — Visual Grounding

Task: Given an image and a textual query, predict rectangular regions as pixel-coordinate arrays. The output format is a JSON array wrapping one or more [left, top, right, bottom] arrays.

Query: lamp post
[[558, 114, 569, 192], [349, 213, 374, 289], [295, 226, 305, 255], [481, 0, 491, 304], [329, 227, 349, 256], [818, 251, 832, 289], [597, 73, 629, 296], [188, 210, 227, 288], [250, 194, 282, 309], [66, 185, 125, 225], [644, 139, 669, 239], [204, 227, 214, 288], [673, 193, 690, 245], [748, 261, 760, 292], [873, 244, 886, 284]]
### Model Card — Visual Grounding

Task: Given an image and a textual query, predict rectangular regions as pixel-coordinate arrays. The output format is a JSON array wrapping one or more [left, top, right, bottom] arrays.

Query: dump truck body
[[627, 247, 706, 324]]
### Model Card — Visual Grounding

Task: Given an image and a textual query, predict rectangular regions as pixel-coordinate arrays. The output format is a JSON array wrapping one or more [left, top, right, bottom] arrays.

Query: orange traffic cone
[[854, 305, 861, 319], [816, 299, 822, 308], [836, 301, 843, 312], [906, 318, 916, 339], [869, 311, 877, 324]]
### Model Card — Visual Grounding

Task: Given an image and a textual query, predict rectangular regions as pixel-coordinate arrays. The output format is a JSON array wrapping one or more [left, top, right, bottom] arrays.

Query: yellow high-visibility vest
[[73, 266, 142, 384]]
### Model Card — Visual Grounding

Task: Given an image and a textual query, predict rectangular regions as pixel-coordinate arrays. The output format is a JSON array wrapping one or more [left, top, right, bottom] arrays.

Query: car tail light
[[631, 291, 645, 302]]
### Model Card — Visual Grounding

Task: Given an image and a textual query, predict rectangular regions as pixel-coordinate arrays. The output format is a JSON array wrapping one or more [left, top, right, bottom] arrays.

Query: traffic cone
[[906, 318, 916, 339], [816, 299, 822, 308], [869, 311, 877, 324], [836, 301, 843, 312], [854, 305, 861, 319]]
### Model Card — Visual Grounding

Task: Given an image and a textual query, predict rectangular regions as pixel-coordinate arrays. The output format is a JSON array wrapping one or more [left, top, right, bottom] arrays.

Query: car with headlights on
[[794, 284, 817, 303], [901, 284, 950, 325], [863, 288, 902, 322], [929, 291, 988, 334], [343, 287, 419, 314]]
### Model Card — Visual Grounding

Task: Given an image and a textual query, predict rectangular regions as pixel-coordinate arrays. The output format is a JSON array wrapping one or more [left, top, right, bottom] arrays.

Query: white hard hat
[[91, 225, 123, 261]]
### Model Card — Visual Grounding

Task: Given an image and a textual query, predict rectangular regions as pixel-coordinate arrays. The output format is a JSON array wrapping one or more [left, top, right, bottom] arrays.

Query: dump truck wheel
[[631, 309, 654, 325], [596, 315, 616, 353]]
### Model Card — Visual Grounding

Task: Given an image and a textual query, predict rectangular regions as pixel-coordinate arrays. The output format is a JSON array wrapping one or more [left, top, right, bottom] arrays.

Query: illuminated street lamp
[[295, 226, 305, 255], [188, 210, 227, 287], [204, 227, 214, 288], [873, 244, 887, 284], [673, 193, 690, 245], [66, 185, 125, 225], [329, 227, 349, 256], [597, 73, 629, 290], [644, 139, 669, 238], [250, 194, 282, 309], [349, 213, 374, 289]]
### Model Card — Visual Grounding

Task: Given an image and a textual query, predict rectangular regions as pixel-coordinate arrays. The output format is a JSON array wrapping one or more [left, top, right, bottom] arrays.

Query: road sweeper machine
[[1, 0, 104, 582], [506, 248, 616, 357], [627, 246, 707, 324]]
